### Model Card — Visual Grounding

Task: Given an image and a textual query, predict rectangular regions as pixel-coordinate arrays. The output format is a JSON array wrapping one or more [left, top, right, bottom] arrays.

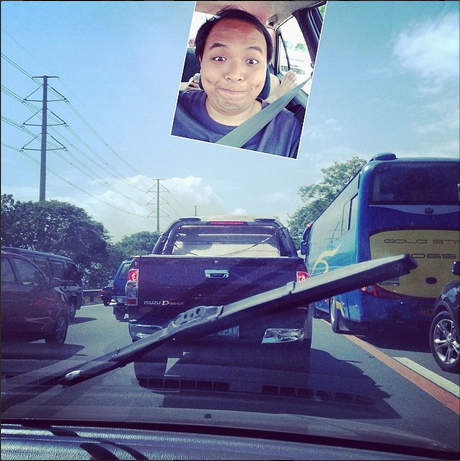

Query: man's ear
[[198, 58, 204, 90], [257, 67, 271, 100]]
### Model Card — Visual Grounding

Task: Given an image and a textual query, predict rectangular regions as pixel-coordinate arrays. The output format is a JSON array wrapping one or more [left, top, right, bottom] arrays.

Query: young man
[[171, 7, 302, 158]]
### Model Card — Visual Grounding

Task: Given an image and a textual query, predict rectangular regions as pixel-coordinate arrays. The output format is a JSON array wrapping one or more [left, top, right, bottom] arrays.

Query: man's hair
[[194, 7, 273, 62]]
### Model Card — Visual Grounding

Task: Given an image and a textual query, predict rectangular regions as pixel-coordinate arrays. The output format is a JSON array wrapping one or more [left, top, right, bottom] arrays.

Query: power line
[[1, 52, 193, 224], [2, 143, 152, 219]]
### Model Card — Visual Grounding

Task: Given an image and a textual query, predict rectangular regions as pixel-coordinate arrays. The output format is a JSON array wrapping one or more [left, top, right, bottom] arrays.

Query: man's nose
[[225, 60, 245, 81]]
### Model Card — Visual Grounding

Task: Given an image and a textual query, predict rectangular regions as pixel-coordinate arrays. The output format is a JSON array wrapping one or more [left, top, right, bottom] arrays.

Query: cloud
[[230, 207, 249, 215], [304, 118, 342, 142], [80, 175, 227, 242], [393, 11, 459, 90]]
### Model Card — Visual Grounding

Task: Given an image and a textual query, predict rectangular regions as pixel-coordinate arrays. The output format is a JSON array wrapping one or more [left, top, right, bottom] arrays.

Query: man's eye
[[212, 56, 226, 62], [246, 59, 260, 65]]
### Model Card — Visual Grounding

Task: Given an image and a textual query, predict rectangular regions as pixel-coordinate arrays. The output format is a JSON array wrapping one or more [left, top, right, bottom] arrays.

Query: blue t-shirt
[[171, 90, 301, 158]]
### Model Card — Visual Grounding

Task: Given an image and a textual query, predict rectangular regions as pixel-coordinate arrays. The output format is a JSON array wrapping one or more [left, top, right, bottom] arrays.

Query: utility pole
[[148, 179, 168, 233], [22, 75, 64, 202], [38, 76, 50, 202], [156, 178, 160, 233]]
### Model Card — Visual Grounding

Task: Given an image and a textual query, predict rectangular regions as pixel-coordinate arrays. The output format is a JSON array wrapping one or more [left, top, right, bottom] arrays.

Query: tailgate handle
[[205, 269, 229, 279]]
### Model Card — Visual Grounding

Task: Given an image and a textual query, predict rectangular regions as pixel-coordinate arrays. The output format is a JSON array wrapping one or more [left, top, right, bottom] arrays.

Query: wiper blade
[[60, 254, 417, 386]]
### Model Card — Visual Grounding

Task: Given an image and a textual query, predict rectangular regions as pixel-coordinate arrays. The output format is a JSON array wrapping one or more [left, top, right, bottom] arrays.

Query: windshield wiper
[[59, 254, 417, 386]]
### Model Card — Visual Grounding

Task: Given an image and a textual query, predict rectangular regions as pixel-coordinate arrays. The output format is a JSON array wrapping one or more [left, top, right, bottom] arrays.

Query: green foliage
[[1, 195, 158, 288], [287, 157, 367, 247], [113, 231, 160, 260], [1, 196, 110, 287], [98, 231, 160, 286]]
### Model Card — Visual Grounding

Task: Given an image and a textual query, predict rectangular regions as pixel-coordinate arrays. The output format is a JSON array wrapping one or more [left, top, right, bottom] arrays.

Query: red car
[[1, 250, 70, 345], [100, 280, 114, 306]]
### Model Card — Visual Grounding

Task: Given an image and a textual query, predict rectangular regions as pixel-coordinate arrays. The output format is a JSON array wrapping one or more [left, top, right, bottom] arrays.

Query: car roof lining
[[194, 1, 321, 28]]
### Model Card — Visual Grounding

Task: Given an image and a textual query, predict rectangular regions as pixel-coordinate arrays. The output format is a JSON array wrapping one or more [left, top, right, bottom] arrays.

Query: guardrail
[[83, 289, 101, 304]]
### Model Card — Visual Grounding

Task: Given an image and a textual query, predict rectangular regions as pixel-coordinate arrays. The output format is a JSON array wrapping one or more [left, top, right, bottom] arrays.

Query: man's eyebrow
[[208, 42, 228, 51], [208, 42, 264, 54]]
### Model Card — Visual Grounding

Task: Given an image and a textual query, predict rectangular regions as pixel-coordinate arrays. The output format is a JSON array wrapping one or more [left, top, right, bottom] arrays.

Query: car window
[[66, 262, 81, 283], [13, 257, 46, 287], [119, 262, 131, 278], [31, 256, 49, 275], [278, 17, 312, 90], [50, 260, 66, 280], [1, 257, 17, 284]]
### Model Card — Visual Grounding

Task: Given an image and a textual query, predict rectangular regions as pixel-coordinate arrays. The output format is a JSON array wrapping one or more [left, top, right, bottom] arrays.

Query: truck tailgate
[[136, 255, 305, 311]]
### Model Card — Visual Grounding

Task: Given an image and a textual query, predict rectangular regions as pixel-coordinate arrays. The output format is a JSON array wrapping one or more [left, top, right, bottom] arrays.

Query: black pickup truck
[[126, 216, 312, 354]]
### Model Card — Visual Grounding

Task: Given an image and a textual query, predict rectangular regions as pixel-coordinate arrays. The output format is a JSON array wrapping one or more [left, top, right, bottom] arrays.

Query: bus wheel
[[330, 298, 342, 333]]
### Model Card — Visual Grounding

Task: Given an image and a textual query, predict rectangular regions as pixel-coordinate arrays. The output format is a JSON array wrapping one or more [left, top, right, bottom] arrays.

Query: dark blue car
[[111, 259, 132, 321], [429, 261, 460, 373]]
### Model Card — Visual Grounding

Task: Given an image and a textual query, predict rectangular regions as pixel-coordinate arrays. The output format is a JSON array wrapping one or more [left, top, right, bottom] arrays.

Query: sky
[[1, 1, 459, 243]]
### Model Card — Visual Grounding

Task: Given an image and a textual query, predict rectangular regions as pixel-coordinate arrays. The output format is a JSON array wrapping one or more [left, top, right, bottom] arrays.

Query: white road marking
[[393, 357, 459, 397]]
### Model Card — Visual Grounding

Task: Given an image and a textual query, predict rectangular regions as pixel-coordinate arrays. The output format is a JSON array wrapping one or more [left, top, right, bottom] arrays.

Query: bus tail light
[[360, 284, 406, 299], [297, 271, 308, 282]]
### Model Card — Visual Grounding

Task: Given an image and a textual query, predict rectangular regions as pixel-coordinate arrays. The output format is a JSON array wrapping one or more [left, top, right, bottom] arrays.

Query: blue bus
[[300, 153, 460, 334]]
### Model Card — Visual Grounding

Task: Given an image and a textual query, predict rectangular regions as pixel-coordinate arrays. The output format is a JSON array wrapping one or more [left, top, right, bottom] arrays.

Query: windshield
[[167, 222, 282, 256], [2, 2, 459, 460], [370, 162, 460, 205]]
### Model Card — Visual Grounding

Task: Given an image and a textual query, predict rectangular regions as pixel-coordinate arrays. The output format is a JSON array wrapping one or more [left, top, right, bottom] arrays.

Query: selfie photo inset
[[170, 1, 327, 159]]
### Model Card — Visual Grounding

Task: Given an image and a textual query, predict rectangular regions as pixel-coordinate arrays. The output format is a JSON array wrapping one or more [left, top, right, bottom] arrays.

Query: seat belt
[[216, 76, 311, 148]]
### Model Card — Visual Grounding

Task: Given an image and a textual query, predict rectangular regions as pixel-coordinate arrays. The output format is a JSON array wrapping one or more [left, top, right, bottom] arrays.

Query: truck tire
[[69, 300, 77, 320], [114, 308, 125, 321]]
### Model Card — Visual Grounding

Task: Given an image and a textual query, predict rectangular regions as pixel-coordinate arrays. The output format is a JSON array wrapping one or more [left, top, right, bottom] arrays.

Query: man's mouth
[[217, 87, 247, 96]]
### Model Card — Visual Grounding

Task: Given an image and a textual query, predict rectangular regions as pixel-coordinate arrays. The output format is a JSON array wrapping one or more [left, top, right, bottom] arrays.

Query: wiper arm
[[60, 305, 223, 385], [60, 254, 417, 386]]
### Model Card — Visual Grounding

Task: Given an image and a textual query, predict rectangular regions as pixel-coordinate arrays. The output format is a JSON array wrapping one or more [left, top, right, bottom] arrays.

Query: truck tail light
[[297, 271, 308, 282], [207, 221, 247, 225], [128, 269, 138, 282], [126, 269, 139, 306]]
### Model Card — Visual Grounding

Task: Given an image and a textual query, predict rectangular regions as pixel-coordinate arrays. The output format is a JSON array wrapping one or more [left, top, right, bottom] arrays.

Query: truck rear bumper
[[128, 306, 312, 346]]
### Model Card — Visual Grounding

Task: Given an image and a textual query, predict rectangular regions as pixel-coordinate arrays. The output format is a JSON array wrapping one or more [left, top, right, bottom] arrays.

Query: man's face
[[200, 18, 267, 120]]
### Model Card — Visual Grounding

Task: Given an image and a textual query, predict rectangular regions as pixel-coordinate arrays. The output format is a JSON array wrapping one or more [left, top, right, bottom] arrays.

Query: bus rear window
[[370, 163, 459, 205]]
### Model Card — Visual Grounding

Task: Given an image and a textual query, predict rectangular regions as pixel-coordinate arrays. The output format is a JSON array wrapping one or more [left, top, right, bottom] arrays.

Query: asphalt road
[[2, 302, 459, 452]]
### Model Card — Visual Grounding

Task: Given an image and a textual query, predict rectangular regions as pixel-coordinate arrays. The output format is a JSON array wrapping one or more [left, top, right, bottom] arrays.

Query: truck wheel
[[69, 301, 77, 320], [266, 339, 311, 371], [330, 298, 342, 333], [300, 336, 312, 352], [114, 308, 125, 321]]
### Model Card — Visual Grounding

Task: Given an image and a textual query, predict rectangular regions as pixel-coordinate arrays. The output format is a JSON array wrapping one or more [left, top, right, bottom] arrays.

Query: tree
[[287, 157, 367, 247], [113, 231, 160, 260], [1, 195, 110, 287], [98, 231, 161, 286]]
